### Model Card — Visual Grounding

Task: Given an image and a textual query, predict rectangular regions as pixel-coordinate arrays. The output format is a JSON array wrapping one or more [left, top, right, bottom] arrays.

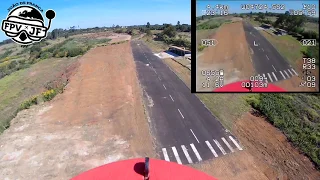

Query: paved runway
[[242, 21, 299, 83], [131, 40, 243, 164]]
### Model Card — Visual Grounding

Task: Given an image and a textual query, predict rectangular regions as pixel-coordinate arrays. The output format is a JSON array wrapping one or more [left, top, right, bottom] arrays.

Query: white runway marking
[[283, 70, 290, 78], [169, 94, 174, 102], [213, 139, 226, 155], [272, 65, 277, 72], [178, 109, 184, 119], [291, 68, 298, 76], [162, 148, 170, 161], [205, 141, 218, 157], [181, 145, 193, 164], [267, 73, 273, 82], [262, 48, 264, 52], [190, 129, 200, 143], [272, 72, 278, 81], [163, 84, 167, 90], [262, 74, 268, 83], [190, 143, 202, 161], [222, 137, 234, 153], [158, 76, 161, 80], [229, 136, 243, 151], [172, 147, 182, 164], [154, 69, 157, 74], [280, 71, 286, 79], [265, 55, 269, 60], [287, 69, 294, 76]]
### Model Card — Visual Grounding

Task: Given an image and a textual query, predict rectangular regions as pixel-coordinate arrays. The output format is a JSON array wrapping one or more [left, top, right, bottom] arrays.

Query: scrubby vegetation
[[196, 18, 231, 30], [198, 44, 205, 51], [0, 38, 110, 79], [19, 95, 38, 110], [245, 94, 320, 169], [152, 24, 191, 50]]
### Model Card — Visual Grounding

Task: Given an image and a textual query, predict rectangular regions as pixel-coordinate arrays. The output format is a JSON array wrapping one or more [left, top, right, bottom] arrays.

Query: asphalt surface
[[131, 40, 243, 165], [242, 21, 299, 83]]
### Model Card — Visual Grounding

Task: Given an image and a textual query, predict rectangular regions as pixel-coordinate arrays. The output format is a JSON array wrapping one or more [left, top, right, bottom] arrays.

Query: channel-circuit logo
[[1, 5, 55, 45]]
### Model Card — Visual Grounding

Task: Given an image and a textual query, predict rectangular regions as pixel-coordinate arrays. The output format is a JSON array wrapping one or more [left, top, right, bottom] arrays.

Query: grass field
[[196, 29, 217, 49], [304, 22, 319, 33], [0, 57, 77, 133]]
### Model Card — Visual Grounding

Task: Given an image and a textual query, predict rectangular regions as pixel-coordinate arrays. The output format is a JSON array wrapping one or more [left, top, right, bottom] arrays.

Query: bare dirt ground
[[0, 42, 155, 179], [197, 21, 254, 91], [72, 31, 131, 43], [108, 33, 131, 43], [162, 55, 320, 179], [192, 112, 320, 180]]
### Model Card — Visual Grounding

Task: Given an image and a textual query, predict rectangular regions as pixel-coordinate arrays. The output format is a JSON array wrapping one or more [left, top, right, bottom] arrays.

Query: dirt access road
[[0, 42, 155, 179], [197, 20, 254, 91]]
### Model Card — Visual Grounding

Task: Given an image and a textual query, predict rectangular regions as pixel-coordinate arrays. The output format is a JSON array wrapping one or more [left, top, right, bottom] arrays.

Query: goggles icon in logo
[[1, 5, 55, 45]]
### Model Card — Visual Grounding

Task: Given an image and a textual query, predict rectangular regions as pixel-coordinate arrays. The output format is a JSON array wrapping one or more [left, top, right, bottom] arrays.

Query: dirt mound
[[234, 113, 320, 179], [197, 21, 254, 91], [192, 112, 320, 180], [0, 43, 155, 179]]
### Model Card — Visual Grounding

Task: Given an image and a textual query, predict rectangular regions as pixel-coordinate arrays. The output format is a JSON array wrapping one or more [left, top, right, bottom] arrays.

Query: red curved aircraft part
[[214, 80, 286, 92], [71, 158, 218, 180]]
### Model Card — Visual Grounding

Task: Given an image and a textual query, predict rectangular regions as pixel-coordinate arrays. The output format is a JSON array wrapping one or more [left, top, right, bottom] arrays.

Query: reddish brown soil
[[193, 113, 320, 180], [197, 21, 254, 91], [0, 42, 155, 179]]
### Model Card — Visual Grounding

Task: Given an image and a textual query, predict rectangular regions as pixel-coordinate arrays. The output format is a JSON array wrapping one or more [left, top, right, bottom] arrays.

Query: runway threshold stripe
[[287, 69, 294, 76], [190, 143, 202, 162], [262, 74, 268, 83], [213, 139, 227, 155], [222, 137, 235, 153], [172, 147, 182, 164], [229, 136, 243, 151], [284, 70, 290, 78], [272, 72, 278, 82], [205, 141, 218, 157], [181, 145, 193, 164], [280, 71, 286, 79], [267, 73, 273, 82], [162, 148, 170, 161], [291, 68, 298, 76]]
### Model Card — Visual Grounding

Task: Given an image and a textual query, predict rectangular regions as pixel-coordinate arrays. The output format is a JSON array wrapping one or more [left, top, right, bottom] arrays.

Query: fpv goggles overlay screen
[[193, 0, 319, 93]]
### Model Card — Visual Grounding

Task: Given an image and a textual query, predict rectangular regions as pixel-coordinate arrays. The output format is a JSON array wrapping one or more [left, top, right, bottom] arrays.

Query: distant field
[[196, 29, 217, 48], [196, 17, 231, 30]]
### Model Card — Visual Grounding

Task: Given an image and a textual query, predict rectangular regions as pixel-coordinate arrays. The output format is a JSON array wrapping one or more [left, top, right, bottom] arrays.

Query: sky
[[197, 0, 319, 17], [0, 0, 191, 41]]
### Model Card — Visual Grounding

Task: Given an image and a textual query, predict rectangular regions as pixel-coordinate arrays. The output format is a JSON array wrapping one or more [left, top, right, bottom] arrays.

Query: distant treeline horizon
[[0, 23, 191, 45]]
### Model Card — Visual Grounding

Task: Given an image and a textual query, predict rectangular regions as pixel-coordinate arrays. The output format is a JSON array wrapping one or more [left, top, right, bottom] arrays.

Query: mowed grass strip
[[260, 31, 306, 66]]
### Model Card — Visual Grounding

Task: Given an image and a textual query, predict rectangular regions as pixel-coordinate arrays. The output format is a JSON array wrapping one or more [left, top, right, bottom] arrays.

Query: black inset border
[[191, 0, 320, 93]]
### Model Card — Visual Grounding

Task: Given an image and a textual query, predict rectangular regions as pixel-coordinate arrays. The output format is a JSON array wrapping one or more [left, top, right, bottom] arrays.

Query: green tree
[[146, 22, 150, 28], [176, 21, 181, 31], [162, 25, 176, 38]]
